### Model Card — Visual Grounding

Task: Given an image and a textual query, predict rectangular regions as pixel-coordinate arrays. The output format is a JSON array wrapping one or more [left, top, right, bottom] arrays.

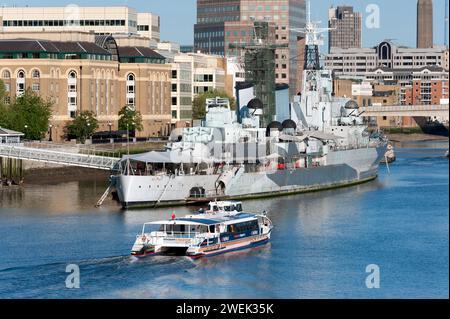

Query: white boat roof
[[144, 211, 258, 226]]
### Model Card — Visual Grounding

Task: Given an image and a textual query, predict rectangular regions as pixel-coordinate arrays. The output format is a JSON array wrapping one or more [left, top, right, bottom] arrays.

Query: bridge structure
[[0, 144, 120, 170], [359, 104, 449, 119]]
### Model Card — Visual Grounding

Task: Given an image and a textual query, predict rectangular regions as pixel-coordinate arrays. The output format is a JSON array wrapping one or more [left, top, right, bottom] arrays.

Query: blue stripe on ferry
[[197, 238, 270, 258]]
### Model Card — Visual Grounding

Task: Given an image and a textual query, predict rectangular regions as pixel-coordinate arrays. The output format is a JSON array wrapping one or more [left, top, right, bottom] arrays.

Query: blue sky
[[1, 0, 448, 48]]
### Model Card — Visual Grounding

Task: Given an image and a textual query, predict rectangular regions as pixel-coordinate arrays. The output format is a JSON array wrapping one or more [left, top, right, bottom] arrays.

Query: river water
[[0, 141, 448, 298]]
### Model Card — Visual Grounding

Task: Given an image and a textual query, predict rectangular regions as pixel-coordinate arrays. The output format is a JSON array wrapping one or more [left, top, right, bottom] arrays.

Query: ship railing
[[145, 231, 207, 239], [144, 232, 207, 246]]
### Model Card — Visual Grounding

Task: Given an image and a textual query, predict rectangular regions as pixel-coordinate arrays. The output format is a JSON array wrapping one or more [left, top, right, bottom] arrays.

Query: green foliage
[[192, 89, 236, 119], [118, 106, 143, 133], [66, 111, 99, 144], [0, 88, 52, 140], [0, 80, 7, 127]]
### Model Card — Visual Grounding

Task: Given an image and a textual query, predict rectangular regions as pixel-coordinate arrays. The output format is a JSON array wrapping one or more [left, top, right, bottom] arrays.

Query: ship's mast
[[291, 0, 334, 130]]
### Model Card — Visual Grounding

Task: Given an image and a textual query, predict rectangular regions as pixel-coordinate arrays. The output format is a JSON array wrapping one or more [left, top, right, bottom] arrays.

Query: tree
[[0, 80, 7, 128], [192, 89, 236, 119], [66, 111, 99, 144], [118, 106, 143, 136], [3, 89, 52, 140]]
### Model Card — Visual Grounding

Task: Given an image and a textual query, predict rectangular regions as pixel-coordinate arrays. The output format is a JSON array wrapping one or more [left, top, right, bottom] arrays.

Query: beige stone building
[[0, 32, 171, 141], [0, 6, 160, 46]]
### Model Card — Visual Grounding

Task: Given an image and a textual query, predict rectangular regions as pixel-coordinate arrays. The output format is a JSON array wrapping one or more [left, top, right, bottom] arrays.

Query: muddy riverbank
[[24, 166, 109, 184], [386, 133, 449, 143]]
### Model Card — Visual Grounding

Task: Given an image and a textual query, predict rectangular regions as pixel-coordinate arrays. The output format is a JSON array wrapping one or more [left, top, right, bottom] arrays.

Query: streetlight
[[24, 125, 28, 140], [87, 122, 91, 143], [108, 122, 112, 139], [48, 124, 53, 142], [126, 122, 130, 155], [126, 120, 135, 156]]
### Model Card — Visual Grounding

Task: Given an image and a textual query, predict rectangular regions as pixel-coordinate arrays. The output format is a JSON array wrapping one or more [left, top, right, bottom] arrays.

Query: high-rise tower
[[328, 6, 362, 52], [417, 0, 433, 48], [194, 0, 307, 96]]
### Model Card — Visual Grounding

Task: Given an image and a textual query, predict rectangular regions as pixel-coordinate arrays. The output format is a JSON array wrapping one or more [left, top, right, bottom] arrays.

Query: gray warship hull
[[112, 146, 386, 208]]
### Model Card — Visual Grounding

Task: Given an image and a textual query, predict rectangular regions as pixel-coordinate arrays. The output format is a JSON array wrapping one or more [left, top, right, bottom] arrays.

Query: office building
[[157, 42, 240, 128], [328, 6, 362, 52], [0, 31, 171, 141], [194, 0, 306, 96], [325, 40, 447, 76], [0, 6, 160, 46]]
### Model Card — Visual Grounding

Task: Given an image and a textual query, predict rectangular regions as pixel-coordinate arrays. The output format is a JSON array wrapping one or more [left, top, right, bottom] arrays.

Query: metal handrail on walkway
[[0, 144, 120, 170]]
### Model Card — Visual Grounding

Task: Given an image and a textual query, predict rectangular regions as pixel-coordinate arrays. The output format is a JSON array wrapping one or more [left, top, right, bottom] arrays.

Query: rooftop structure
[[0, 6, 160, 46]]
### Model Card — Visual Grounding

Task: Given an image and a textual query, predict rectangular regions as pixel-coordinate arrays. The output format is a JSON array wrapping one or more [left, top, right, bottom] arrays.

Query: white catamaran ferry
[[131, 201, 273, 259]]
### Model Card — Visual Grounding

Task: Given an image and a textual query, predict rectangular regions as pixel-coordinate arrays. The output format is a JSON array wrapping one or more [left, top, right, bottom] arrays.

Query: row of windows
[[0, 52, 112, 61], [137, 25, 150, 31], [2, 69, 40, 79], [243, 4, 289, 12], [196, 41, 224, 49], [227, 221, 259, 234], [3, 19, 128, 27], [241, 14, 288, 21], [171, 83, 192, 93], [171, 96, 194, 106], [198, 5, 240, 14], [194, 74, 214, 82], [195, 30, 225, 39], [197, 15, 240, 24]]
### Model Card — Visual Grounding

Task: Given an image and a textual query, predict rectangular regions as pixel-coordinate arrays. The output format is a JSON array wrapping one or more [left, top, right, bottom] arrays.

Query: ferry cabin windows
[[67, 71, 78, 118], [227, 220, 259, 234], [223, 203, 242, 212], [16, 70, 25, 97], [126, 73, 136, 107]]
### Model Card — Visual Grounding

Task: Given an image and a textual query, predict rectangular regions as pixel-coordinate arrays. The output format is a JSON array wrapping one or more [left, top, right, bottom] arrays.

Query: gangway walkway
[[0, 144, 120, 170]]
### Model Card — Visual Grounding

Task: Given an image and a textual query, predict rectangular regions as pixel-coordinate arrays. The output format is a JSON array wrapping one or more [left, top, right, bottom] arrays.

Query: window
[[32, 69, 40, 79], [16, 70, 25, 97], [2, 70, 10, 79], [32, 83, 40, 92], [172, 83, 177, 92], [172, 97, 177, 105], [67, 71, 77, 115], [172, 70, 177, 79], [126, 73, 136, 107], [127, 97, 135, 106]]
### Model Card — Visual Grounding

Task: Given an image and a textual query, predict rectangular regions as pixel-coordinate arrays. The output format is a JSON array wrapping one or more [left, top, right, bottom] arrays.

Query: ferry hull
[[188, 236, 271, 259], [113, 146, 386, 208]]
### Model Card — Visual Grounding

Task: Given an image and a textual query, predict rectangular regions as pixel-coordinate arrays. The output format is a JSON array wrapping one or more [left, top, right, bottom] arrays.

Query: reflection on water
[[0, 142, 448, 298]]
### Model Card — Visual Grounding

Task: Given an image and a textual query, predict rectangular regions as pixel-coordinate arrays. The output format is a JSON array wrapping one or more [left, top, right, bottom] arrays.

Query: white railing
[[0, 144, 120, 170], [361, 104, 449, 113]]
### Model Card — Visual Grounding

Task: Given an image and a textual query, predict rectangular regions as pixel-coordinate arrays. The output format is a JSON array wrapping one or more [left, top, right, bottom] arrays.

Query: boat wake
[[0, 254, 196, 298]]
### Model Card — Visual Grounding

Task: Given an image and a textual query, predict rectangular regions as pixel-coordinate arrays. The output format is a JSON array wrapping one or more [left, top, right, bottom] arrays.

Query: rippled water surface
[[0, 141, 448, 298]]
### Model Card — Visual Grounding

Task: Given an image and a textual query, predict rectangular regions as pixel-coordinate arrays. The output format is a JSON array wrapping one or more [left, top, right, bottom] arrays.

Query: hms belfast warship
[[110, 6, 387, 208]]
